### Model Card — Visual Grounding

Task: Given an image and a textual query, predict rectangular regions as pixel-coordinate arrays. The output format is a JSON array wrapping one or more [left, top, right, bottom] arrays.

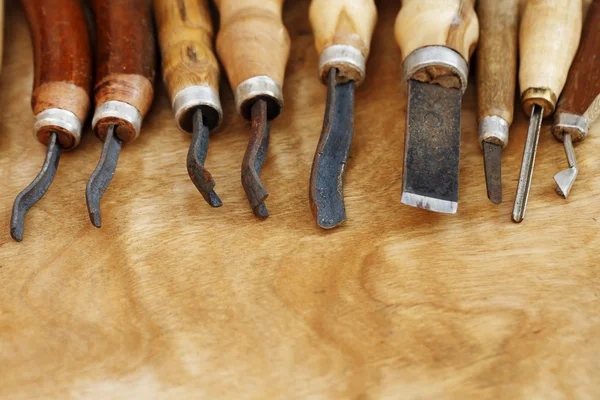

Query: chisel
[[86, 0, 156, 227], [214, 0, 290, 219], [11, 0, 92, 241], [154, 0, 223, 207], [395, 0, 479, 214], [476, 0, 519, 205], [512, 0, 582, 222], [552, 0, 600, 199], [308, 0, 377, 229]]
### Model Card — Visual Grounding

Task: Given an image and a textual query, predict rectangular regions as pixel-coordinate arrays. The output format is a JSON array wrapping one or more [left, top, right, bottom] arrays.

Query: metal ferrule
[[552, 112, 588, 142], [402, 46, 469, 94], [34, 108, 83, 147], [235, 76, 284, 120], [92, 100, 143, 138], [479, 115, 509, 148], [172, 85, 223, 133], [318, 44, 366, 85]]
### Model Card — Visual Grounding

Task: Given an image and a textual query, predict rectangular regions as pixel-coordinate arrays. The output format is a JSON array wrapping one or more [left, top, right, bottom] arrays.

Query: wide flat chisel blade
[[401, 79, 462, 214]]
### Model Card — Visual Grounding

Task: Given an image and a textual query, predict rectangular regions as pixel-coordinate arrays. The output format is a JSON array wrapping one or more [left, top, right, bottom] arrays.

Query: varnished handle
[[555, 0, 600, 126], [92, 0, 156, 143], [21, 0, 92, 150], [215, 0, 290, 120], [154, 0, 222, 132], [309, 0, 377, 83], [395, 0, 479, 89], [476, 0, 519, 126], [519, 0, 582, 117]]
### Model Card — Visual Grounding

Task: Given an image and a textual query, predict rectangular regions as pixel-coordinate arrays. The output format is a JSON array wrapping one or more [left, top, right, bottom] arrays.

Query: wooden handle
[[309, 0, 377, 81], [21, 0, 92, 149], [556, 0, 600, 126], [215, 0, 290, 93], [154, 0, 221, 131], [92, 0, 156, 142], [519, 0, 582, 117], [476, 0, 519, 124], [395, 0, 479, 63]]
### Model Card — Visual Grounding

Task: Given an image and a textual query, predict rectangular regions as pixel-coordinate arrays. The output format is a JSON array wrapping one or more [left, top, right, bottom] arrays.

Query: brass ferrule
[[521, 88, 557, 118]]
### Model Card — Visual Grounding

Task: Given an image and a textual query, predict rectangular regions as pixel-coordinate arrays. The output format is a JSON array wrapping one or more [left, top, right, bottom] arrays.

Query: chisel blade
[[483, 141, 503, 204], [401, 79, 462, 214]]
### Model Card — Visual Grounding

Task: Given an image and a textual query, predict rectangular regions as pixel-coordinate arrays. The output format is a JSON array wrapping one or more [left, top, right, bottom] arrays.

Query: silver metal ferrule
[[93, 100, 142, 137], [552, 112, 588, 142], [479, 115, 509, 148], [403, 46, 469, 94], [318, 44, 366, 85], [235, 75, 284, 119], [34, 108, 83, 146], [172, 85, 223, 133]]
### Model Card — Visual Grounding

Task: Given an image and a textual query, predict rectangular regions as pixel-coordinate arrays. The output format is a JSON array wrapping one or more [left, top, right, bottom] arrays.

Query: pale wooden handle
[[476, 0, 519, 124], [395, 0, 479, 62], [309, 0, 377, 59], [154, 0, 219, 102], [215, 0, 290, 90], [519, 0, 582, 116]]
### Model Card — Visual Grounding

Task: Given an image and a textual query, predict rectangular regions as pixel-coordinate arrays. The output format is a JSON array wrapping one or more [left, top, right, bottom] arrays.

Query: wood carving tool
[[476, 0, 519, 205], [11, 0, 92, 242], [552, 0, 600, 199], [395, 0, 479, 214], [215, 0, 290, 219], [512, 0, 582, 222], [86, 0, 156, 227], [154, 0, 223, 207], [308, 0, 377, 229]]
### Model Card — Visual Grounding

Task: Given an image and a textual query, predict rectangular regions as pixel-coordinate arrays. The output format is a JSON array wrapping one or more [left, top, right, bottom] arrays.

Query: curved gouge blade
[[554, 133, 578, 198], [10, 132, 62, 242], [401, 79, 461, 214], [187, 108, 222, 207], [242, 99, 270, 219], [483, 141, 502, 204], [310, 67, 355, 229], [86, 124, 122, 228]]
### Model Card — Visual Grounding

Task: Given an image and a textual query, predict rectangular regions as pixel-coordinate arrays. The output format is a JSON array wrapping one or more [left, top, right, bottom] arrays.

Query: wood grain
[[21, 0, 92, 148], [519, 0, 583, 117], [556, 0, 600, 126], [154, 0, 220, 107], [476, 0, 519, 125], [1, 1, 600, 399], [92, 0, 156, 142], [215, 0, 290, 92]]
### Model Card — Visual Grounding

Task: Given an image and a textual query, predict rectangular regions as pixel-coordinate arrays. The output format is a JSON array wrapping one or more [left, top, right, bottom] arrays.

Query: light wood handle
[[476, 0, 519, 124], [309, 0, 377, 80], [92, 0, 156, 142], [519, 0, 582, 117], [21, 0, 92, 149], [556, 0, 600, 126], [154, 0, 219, 105], [214, 0, 290, 92], [395, 0, 479, 63]]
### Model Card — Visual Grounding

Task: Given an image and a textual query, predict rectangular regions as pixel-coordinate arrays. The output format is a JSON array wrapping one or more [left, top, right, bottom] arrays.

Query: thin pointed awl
[[483, 141, 502, 204], [86, 125, 122, 228], [242, 99, 270, 219], [310, 67, 355, 229], [187, 108, 222, 207], [11, 132, 62, 242], [554, 133, 578, 198]]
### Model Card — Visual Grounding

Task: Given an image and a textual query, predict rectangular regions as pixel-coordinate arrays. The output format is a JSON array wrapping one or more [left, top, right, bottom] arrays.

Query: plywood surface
[[1, 1, 599, 399]]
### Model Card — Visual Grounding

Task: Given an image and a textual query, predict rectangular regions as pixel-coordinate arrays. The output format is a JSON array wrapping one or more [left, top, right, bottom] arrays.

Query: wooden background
[[1, 0, 599, 399]]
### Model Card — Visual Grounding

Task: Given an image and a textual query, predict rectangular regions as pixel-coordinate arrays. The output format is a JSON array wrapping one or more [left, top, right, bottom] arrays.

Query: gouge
[[215, 0, 290, 219], [476, 0, 519, 205], [512, 0, 582, 222], [395, 0, 479, 214], [86, 0, 156, 228], [154, 0, 223, 207], [11, 0, 92, 242], [308, 0, 377, 229], [552, 0, 600, 199]]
